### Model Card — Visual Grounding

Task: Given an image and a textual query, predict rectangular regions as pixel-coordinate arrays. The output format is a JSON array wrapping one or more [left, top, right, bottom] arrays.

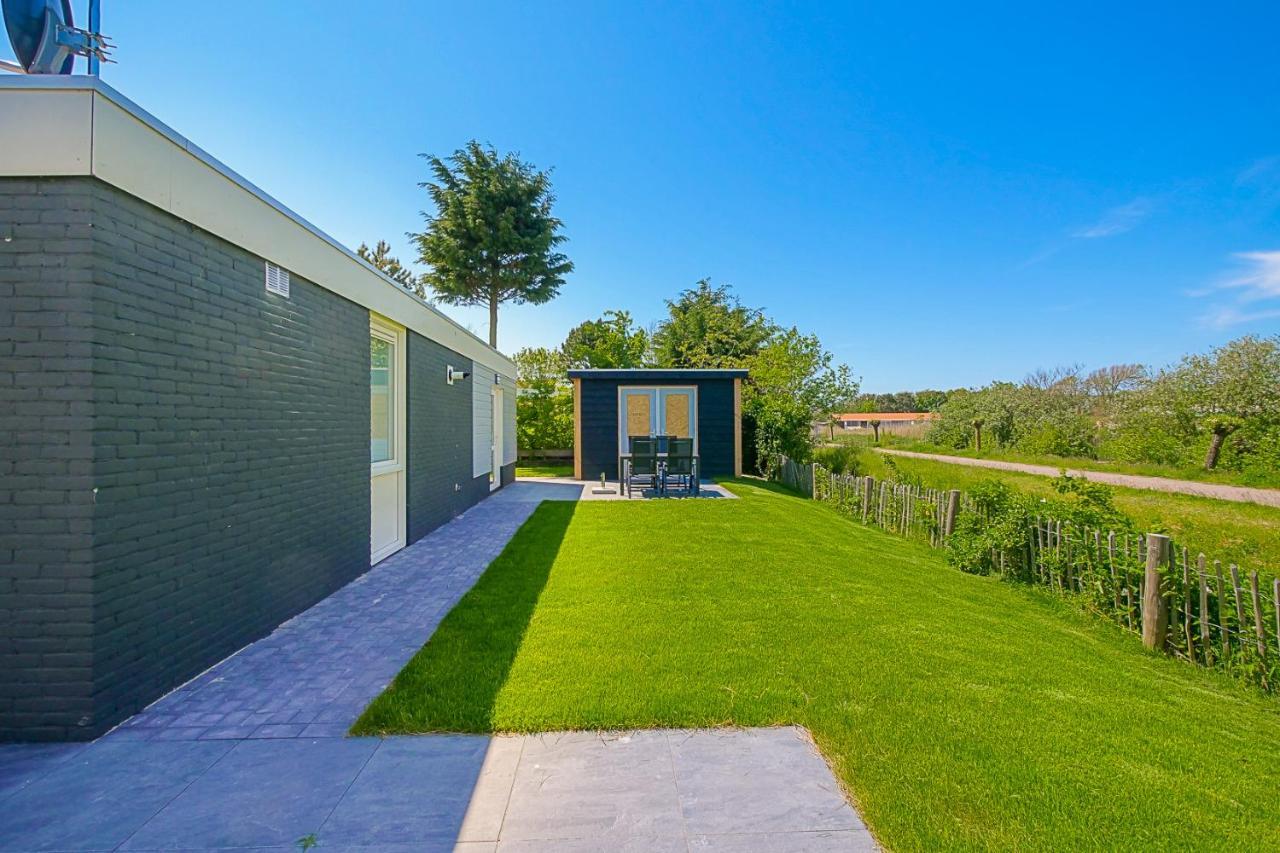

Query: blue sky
[[12, 2, 1280, 391]]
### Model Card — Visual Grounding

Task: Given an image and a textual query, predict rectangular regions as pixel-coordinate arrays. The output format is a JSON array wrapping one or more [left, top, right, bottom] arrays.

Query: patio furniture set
[[619, 436, 700, 496]]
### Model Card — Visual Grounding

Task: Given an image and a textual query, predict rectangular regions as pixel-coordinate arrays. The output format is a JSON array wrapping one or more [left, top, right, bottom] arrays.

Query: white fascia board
[[0, 76, 514, 377]]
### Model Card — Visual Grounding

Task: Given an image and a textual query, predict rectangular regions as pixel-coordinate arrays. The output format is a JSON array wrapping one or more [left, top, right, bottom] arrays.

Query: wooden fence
[[775, 457, 1280, 689], [776, 456, 816, 497]]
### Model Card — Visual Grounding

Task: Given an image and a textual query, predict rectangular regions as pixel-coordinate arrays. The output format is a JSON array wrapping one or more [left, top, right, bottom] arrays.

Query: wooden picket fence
[[775, 457, 1280, 690]]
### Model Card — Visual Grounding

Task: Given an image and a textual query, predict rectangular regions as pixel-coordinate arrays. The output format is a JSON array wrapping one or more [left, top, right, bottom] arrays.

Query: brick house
[[0, 77, 517, 741]]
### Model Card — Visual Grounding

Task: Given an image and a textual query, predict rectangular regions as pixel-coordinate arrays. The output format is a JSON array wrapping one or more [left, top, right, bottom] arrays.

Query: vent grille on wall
[[265, 261, 290, 297]]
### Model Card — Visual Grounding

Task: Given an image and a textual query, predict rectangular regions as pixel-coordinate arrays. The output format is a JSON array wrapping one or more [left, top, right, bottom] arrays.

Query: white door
[[370, 318, 406, 563], [619, 386, 697, 453], [490, 386, 503, 491]]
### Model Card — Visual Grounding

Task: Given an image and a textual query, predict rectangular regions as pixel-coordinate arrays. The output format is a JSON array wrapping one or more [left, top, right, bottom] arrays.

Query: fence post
[[809, 463, 817, 498], [943, 490, 961, 537], [1142, 533, 1171, 651], [862, 477, 874, 522]]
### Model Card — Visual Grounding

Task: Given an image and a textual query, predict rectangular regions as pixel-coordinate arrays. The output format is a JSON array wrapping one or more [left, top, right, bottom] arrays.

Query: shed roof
[[568, 368, 749, 381]]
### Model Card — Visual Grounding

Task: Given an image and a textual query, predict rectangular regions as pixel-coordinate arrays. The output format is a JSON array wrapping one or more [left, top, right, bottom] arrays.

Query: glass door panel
[[370, 337, 393, 463], [621, 389, 656, 451], [659, 389, 694, 438]]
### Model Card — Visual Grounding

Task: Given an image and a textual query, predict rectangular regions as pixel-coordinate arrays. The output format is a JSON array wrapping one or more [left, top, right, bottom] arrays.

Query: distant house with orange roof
[[814, 411, 939, 439]]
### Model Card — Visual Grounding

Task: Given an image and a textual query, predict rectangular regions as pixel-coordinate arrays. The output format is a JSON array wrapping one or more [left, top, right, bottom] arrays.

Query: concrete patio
[[0, 727, 873, 851], [0, 483, 871, 852], [524, 476, 739, 501]]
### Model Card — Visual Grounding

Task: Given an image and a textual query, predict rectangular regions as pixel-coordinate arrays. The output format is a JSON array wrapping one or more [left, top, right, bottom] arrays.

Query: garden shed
[[569, 368, 748, 481]]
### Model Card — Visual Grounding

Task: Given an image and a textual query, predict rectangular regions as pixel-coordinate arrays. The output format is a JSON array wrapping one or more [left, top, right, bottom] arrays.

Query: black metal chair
[[663, 437, 697, 494], [625, 435, 659, 496]]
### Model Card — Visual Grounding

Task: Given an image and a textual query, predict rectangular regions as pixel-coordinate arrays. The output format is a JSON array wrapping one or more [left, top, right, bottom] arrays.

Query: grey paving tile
[[689, 830, 878, 851], [198, 725, 261, 740], [248, 723, 306, 738], [500, 731, 683, 842], [120, 737, 379, 850], [0, 743, 86, 802], [498, 837, 687, 852], [0, 740, 233, 852], [300, 722, 353, 738], [670, 727, 860, 835], [319, 735, 490, 845], [455, 736, 523, 843]]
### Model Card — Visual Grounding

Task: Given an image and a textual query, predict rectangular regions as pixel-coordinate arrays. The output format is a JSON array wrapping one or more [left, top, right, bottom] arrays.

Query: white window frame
[[617, 385, 698, 456]]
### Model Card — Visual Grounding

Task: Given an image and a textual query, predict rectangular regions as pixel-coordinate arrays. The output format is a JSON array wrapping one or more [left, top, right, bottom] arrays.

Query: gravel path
[[877, 449, 1280, 509]]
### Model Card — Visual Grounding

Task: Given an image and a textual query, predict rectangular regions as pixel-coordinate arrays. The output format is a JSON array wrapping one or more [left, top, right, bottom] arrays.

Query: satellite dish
[[1, 0, 113, 74]]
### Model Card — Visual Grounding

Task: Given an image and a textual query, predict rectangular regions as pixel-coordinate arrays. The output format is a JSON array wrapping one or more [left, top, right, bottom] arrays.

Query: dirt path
[[877, 449, 1280, 509]]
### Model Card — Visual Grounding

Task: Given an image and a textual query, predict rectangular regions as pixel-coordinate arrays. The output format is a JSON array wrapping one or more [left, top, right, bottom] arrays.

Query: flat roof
[[568, 368, 748, 380], [0, 75, 514, 376]]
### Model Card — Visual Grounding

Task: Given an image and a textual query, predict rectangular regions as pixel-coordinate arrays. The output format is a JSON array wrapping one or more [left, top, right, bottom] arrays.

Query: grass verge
[[353, 480, 1280, 851], [861, 451, 1280, 569], [873, 437, 1280, 489]]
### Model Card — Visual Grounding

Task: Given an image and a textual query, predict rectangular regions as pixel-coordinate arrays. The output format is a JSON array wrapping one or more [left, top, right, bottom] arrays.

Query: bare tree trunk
[[488, 294, 499, 349], [974, 423, 982, 452], [872, 423, 880, 443], [1204, 429, 1226, 471]]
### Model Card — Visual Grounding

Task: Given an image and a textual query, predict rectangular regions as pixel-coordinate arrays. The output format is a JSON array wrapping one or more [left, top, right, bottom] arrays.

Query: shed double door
[[619, 387, 697, 451]]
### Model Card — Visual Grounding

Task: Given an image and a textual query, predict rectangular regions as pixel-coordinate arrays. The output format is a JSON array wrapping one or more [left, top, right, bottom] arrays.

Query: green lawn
[[354, 480, 1280, 851], [861, 451, 1280, 569], [514, 462, 573, 478]]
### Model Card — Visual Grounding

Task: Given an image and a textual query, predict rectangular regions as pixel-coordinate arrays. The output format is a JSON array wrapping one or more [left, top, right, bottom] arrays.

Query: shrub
[[1016, 416, 1096, 457], [946, 480, 1035, 579], [813, 444, 862, 476], [1097, 414, 1187, 466]]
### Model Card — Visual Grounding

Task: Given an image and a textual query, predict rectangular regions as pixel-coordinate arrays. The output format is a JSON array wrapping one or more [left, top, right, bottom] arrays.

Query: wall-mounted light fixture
[[446, 365, 470, 385]]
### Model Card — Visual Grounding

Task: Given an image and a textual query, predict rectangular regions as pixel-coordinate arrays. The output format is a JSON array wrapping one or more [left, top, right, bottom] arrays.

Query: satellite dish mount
[[1, 0, 114, 75]]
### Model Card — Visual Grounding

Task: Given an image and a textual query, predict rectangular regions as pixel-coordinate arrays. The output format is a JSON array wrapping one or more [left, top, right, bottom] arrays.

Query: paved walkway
[[879, 448, 1280, 508], [104, 482, 581, 743], [0, 481, 873, 852]]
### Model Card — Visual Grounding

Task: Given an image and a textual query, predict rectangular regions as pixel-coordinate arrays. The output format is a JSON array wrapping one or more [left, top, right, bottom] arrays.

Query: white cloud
[[1220, 250, 1280, 302], [1071, 198, 1153, 239], [1199, 250, 1280, 328]]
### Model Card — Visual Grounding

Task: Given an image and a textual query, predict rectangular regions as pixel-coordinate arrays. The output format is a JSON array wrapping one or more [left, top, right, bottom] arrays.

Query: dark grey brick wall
[[578, 378, 737, 479], [85, 181, 370, 737], [1, 177, 372, 740], [0, 179, 98, 741], [406, 335, 489, 543]]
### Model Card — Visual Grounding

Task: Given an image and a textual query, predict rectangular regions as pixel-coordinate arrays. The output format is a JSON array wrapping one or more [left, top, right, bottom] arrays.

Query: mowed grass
[[354, 481, 1280, 850], [514, 462, 573, 478], [864, 451, 1280, 570]]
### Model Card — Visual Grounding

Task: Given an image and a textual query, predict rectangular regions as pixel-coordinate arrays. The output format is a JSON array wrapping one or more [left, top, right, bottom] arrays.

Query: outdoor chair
[[625, 435, 660, 495], [663, 437, 698, 494]]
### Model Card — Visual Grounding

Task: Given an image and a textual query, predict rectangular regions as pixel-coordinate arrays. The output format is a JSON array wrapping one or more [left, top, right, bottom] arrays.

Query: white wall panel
[[501, 373, 517, 466], [472, 364, 496, 477]]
